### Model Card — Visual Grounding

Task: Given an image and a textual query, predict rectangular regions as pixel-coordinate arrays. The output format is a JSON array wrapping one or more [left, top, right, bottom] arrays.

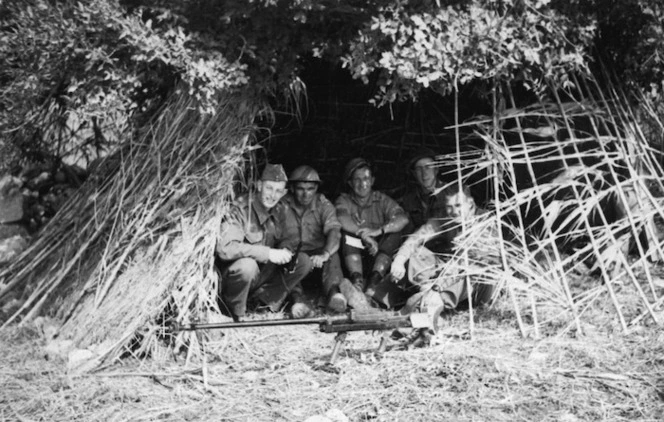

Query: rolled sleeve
[[334, 194, 352, 217], [320, 196, 342, 234], [382, 194, 407, 221]]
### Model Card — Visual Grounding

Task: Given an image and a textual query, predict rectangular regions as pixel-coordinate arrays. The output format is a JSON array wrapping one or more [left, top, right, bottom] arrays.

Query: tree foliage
[[343, 0, 596, 105], [0, 0, 247, 171], [1, 0, 662, 171]]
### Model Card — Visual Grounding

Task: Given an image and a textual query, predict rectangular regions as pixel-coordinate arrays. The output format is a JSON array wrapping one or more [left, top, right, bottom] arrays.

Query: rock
[[44, 339, 75, 361], [324, 409, 350, 422], [0, 235, 28, 265], [0, 175, 24, 223], [1, 297, 21, 318], [304, 416, 332, 422], [28, 171, 51, 191], [33, 316, 60, 340], [67, 348, 98, 374], [304, 409, 350, 422], [0, 223, 28, 240]]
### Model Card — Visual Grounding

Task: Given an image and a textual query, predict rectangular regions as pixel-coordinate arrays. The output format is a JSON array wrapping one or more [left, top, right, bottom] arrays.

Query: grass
[[1, 289, 662, 422]]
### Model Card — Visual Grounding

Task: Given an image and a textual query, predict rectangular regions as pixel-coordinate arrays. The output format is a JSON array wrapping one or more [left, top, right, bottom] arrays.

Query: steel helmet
[[343, 158, 371, 182], [407, 147, 437, 170], [289, 165, 322, 184]]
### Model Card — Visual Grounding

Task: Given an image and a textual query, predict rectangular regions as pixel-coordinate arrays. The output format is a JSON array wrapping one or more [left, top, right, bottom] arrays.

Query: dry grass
[[0, 90, 258, 364], [2, 287, 662, 422]]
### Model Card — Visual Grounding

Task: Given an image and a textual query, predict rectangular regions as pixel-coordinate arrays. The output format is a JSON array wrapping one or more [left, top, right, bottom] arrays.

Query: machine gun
[[174, 309, 441, 364]]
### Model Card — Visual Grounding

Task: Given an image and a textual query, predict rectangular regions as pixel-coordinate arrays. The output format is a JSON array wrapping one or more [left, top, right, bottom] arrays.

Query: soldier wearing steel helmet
[[215, 164, 312, 321], [335, 158, 409, 301], [400, 147, 448, 235], [278, 165, 350, 317]]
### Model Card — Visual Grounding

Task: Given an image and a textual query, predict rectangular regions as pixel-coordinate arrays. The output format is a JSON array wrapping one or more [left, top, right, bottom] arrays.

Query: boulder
[[0, 235, 28, 265], [0, 175, 24, 223]]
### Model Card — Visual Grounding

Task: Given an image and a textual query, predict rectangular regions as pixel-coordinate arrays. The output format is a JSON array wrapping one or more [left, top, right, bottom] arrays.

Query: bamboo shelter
[[431, 76, 664, 337], [0, 73, 663, 369], [0, 92, 259, 366]]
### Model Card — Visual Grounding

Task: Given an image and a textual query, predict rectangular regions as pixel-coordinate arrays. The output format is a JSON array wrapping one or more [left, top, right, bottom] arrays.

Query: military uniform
[[216, 191, 311, 319], [375, 207, 497, 311], [400, 180, 448, 235], [281, 192, 343, 298], [335, 191, 405, 257]]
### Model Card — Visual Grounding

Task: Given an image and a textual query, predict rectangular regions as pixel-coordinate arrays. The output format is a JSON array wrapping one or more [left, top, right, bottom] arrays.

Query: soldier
[[279, 165, 348, 317], [400, 147, 448, 234], [335, 158, 409, 298], [388, 183, 497, 314], [215, 164, 312, 321]]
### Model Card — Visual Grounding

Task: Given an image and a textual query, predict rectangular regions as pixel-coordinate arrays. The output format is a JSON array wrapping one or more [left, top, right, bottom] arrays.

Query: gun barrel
[[175, 314, 348, 332], [174, 310, 436, 333]]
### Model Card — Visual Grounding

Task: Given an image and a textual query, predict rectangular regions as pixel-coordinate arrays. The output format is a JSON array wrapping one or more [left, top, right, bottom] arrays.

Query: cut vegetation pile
[[431, 76, 664, 337], [0, 92, 258, 366]]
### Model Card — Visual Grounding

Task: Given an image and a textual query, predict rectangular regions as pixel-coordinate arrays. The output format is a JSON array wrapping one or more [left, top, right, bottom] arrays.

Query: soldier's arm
[[216, 207, 272, 263], [320, 195, 342, 256], [334, 195, 362, 235], [382, 195, 409, 234]]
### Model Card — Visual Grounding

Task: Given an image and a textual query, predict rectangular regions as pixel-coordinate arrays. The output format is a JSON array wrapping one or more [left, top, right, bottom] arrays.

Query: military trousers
[[218, 252, 312, 318]]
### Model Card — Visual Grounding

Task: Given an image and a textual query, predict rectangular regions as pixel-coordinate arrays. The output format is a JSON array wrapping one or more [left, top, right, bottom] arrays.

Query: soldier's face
[[445, 192, 475, 220], [413, 157, 436, 192], [258, 180, 287, 209], [293, 182, 318, 207], [349, 167, 374, 198]]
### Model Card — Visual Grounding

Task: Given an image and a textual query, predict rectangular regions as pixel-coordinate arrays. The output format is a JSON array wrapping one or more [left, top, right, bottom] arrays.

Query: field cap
[[344, 158, 370, 182], [261, 163, 288, 182]]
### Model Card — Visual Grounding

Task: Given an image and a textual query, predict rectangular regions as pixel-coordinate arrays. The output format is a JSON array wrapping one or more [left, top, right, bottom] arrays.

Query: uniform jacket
[[280, 193, 341, 253], [216, 192, 284, 263], [335, 191, 406, 231], [400, 181, 448, 234]]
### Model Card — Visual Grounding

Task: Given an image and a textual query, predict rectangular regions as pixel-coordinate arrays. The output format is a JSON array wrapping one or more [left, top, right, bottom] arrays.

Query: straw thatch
[[1, 68, 663, 371], [0, 91, 258, 365], [430, 75, 664, 336]]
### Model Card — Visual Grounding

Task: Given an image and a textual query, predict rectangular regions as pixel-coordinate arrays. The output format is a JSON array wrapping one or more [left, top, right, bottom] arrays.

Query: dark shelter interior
[[255, 58, 496, 203], [251, 58, 652, 263]]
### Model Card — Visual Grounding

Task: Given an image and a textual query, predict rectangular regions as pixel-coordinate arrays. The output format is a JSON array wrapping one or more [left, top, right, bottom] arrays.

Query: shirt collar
[[418, 180, 444, 199], [349, 190, 380, 207], [284, 192, 319, 213]]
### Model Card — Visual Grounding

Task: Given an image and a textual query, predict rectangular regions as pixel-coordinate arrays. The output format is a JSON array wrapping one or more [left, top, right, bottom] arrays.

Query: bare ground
[[2, 302, 663, 422]]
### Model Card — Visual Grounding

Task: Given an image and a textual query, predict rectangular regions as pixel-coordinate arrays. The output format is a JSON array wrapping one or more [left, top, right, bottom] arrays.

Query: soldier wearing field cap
[[216, 163, 312, 321], [279, 165, 349, 317], [335, 158, 409, 301]]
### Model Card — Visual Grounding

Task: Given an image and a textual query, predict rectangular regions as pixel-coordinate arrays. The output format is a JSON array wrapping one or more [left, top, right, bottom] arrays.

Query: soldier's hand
[[269, 248, 293, 265], [363, 237, 379, 256], [310, 252, 329, 268], [356, 227, 373, 239], [390, 256, 407, 281]]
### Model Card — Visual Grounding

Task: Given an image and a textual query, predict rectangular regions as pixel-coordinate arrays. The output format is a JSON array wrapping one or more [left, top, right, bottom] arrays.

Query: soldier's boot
[[290, 292, 314, 319], [339, 277, 371, 312], [349, 271, 365, 291], [326, 286, 347, 314], [364, 270, 384, 297]]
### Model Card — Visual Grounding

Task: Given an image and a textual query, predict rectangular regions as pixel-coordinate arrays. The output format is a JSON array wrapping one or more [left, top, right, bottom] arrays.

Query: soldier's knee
[[228, 258, 260, 282], [295, 252, 314, 275]]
